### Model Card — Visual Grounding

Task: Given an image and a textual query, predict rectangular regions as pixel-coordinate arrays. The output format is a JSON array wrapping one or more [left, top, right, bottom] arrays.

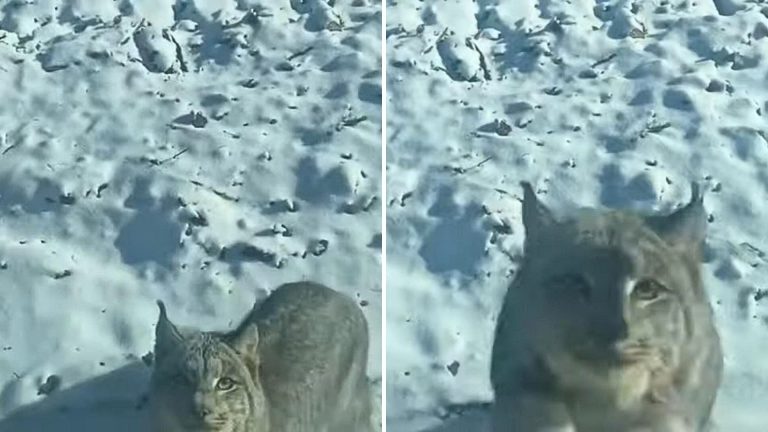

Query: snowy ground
[[386, 1, 768, 431], [0, 1, 381, 431]]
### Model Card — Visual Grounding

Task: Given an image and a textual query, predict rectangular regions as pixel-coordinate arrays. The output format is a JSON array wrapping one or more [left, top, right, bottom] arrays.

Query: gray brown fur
[[149, 281, 374, 432], [490, 182, 723, 432]]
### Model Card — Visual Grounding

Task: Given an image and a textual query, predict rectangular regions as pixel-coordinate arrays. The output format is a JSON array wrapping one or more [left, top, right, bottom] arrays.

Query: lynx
[[490, 182, 723, 432], [149, 281, 374, 432]]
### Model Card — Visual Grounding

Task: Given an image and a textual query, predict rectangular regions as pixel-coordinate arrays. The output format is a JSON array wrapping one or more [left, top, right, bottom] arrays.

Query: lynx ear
[[225, 302, 261, 372], [645, 182, 707, 248], [227, 323, 259, 355], [520, 181, 554, 237], [155, 300, 184, 361]]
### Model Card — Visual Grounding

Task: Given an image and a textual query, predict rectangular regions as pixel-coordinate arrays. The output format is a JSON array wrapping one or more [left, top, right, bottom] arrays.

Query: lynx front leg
[[491, 393, 576, 432]]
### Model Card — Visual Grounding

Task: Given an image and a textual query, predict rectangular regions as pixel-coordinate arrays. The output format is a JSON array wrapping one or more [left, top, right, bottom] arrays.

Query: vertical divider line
[[379, 0, 387, 432], [380, 0, 388, 430]]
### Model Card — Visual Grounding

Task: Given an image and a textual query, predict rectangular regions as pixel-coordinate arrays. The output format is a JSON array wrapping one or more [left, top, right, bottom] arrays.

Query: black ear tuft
[[156, 300, 167, 320], [520, 181, 554, 237], [154, 300, 183, 361]]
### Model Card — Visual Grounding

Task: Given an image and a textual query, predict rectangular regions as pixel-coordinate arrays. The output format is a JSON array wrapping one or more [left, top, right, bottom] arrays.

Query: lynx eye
[[216, 377, 236, 391], [633, 279, 667, 301], [549, 273, 591, 300]]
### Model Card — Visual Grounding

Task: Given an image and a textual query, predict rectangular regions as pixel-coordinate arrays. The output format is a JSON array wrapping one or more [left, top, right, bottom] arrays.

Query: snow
[[0, 0, 381, 430], [386, 1, 768, 431]]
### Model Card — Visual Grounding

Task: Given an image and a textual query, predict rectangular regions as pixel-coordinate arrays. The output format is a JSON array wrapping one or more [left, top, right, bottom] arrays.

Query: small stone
[[310, 239, 329, 256], [38, 375, 62, 396], [174, 111, 209, 128], [285, 199, 298, 212], [754, 289, 768, 302], [494, 119, 512, 136], [188, 211, 208, 227], [706, 80, 725, 93], [446, 360, 460, 376], [96, 183, 109, 198], [53, 269, 72, 280], [239, 78, 259, 88], [275, 61, 294, 72], [191, 112, 208, 128], [368, 233, 382, 249], [59, 194, 76, 205]]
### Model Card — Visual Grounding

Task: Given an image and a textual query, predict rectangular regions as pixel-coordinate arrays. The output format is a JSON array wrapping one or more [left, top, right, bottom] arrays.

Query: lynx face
[[525, 219, 691, 371], [518, 183, 706, 374], [149, 303, 266, 432]]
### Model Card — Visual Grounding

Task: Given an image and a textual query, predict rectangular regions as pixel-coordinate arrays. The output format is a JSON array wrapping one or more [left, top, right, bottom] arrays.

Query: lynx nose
[[193, 393, 215, 419]]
